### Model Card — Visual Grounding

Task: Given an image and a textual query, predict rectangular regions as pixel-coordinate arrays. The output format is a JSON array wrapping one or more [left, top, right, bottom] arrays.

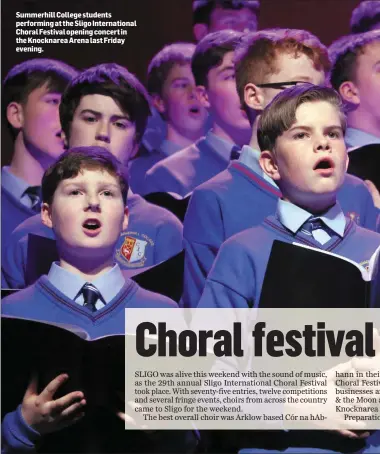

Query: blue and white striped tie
[[302, 217, 331, 245], [81, 282, 102, 312]]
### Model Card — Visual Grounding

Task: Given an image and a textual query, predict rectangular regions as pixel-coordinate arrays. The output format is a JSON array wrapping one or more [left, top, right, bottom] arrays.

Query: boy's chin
[[61, 241, 116, 257]]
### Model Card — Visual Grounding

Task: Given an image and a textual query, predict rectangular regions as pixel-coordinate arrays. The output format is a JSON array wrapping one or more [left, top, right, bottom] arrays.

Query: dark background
[[2, 0, 361, 163]]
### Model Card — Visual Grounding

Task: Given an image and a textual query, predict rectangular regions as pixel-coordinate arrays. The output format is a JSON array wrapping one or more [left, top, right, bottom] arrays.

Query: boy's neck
[[8, 134, 48, 186], [248, 116, 260, 151], [58, 254, 115, 282], [347, 109, 380, 140], [166, 123, 204, 148], [211, 121, 251, 148], [283, 196, 337, 216]]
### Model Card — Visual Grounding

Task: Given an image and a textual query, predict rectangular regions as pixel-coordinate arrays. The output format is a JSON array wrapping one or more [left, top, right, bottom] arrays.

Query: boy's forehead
[[166, 63, 193, 82], [74, 94, 128, 117], [292, 101, 341, 125], [59, 167, 119, 185], [207, 51, 234, 81], [357, 40, 380, 63], [27, 81, 62, 100], [211, 5, 257, 22], [270, 52, 325, 84], [216, 50, 234, 70]]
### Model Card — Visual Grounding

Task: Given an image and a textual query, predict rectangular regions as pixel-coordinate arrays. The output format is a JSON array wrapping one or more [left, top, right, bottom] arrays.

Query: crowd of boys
[[2, 0, 380, 453]]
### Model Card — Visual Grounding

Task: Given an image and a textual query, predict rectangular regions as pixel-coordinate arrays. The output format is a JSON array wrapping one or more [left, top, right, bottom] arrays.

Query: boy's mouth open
[[189, 106, 201, 116], [314, 157, 335, 176], [82, 218, 102, 236]]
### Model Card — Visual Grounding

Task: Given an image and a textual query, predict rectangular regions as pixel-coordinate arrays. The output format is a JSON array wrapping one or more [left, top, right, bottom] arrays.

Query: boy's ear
[[244, 83, 265, 111], [259, 150, 281, 181], [41, 203, 53, 229], [151, 94, 166, 114], [122, 207, 129, 231], [6, 102, 24, 130], [193, 23, 208, 42], [197, 86, 210, 109], [339, 81, 360, 106]]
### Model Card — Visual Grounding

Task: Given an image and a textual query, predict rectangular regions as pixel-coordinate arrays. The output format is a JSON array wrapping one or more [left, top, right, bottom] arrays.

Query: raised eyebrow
[[100, 183, 121, 189], [43, 92, 61, 97], [217, 65, 235, 75], [110, 114, 131, 122], [61, 178, 85, 185], [324, 125, 343, 132], [171, 77, 191, 84], [288, 125, 313, 133], [79, 108, 101, 116]]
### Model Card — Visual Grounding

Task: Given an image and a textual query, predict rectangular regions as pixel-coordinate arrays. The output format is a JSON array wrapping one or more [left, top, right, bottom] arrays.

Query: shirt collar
[[277, 199, 346, 237], [1, 167, 30, 201], [238, 145, 279, 188], [345, 127, 380, 150], [159, 140, 183, 158], [47, 262, 126, 303], [205, 130, 237, 162]]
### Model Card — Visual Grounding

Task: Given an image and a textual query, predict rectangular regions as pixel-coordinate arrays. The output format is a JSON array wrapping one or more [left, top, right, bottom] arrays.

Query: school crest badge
[[121, 236, 147, 263], [115, 231, 154, 268]]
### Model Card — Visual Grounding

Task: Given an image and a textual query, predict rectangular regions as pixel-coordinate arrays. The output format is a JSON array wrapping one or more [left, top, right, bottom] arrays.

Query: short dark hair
[[147, 43, 196, 96], [257, 85, 346, 152], [329, 30, 380, 92], [59, 63, 151, 145], [192, 30, 243, 86], [42, 146, 129, 206], [2, 58, 78, 139], [350, 1, 380, 34], [193, 0, 259, 26], [234, 29, 331, 114]]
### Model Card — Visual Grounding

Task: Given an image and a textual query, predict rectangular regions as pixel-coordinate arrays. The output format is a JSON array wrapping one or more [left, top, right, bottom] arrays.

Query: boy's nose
[[96, 122, 110, 143], [315, 137, 331, 152], [85, 195, 101, 211]]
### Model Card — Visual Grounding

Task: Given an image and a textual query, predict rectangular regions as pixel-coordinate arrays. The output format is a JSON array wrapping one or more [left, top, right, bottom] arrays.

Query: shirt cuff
[[2, 405, 41, 451]]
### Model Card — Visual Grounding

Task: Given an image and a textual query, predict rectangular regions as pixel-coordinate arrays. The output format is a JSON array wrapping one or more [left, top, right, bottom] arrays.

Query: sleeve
[[2, 406, 41, 453], [182, 189, 225, 308], [360, 184, 380, 233], [2, 234, 28, 289], [153, 214, 184, 264], [197, 236, 256, 310]]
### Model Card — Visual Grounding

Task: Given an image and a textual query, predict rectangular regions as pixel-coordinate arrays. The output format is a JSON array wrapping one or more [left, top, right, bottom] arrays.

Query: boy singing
[[198, 84, 380, 454], [1, 147, 190, 453]]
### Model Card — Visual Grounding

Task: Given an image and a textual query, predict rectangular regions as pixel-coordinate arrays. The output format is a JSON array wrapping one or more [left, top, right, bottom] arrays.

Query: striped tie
[[25, 186, 42, 212], [81, 283, 102, 312], [302, 217, 331, 245], [230, 146, 241, 161]]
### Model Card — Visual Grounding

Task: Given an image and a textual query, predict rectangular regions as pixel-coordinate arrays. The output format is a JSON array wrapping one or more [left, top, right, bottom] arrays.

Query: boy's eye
[[102, 190, 114, 197], [293, 132, 308, 139], [83, 115, 97, 123], [114, 121, 127, 130], [173, 81, 189, 89], [69, 189, 81, 196], [46, 98, 60, 105], [328, 131, 341, 139], [223, 74, 235, 81]]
